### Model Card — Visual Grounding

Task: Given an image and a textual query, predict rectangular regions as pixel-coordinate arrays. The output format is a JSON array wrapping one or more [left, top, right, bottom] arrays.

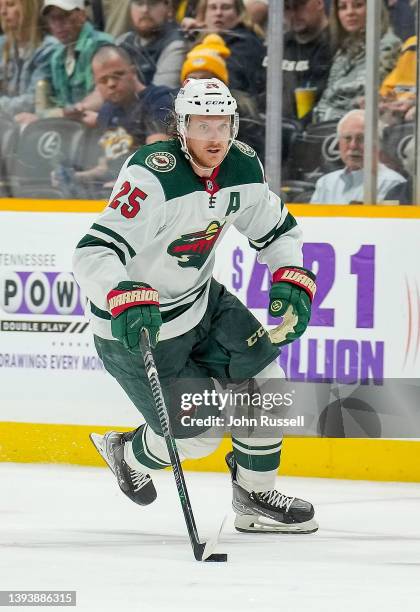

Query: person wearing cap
[[117, 0, 188, 89], [180, 34, 265, 159], [42, 0, 113, 112], [181, 0, 265, 95], [180, 33, 230, 83], [281, 0, 332, 125]]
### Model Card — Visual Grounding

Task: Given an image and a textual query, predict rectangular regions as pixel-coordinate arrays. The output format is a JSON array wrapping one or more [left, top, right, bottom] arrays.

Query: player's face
[[185, 115, 232, 169], [338, 116, 365, 171], [93, 56, 136, 105], [337, 0, 366, 34], [0, 0, 22, 32], [130, 0, 172, 37]]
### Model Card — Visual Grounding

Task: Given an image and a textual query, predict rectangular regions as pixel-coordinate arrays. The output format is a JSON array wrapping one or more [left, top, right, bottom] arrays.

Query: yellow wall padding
[[1, 422, 420, 482]]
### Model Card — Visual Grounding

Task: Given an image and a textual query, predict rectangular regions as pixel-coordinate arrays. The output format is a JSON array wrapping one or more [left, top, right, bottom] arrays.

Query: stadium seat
[[9, 118, 86, 197], [12, 186, 65, 199], [78, 127, 106, 172], [0, 115, 19, 196], [284, 129, 343, 181], [305, 120, 339, 137], [381, 122, 414, 175], [281, 118, 302, 164], [280, 180, 316, 203]]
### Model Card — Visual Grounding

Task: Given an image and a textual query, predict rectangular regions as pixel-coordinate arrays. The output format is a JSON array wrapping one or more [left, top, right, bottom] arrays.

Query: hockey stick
[[139, 328, 227, 563]]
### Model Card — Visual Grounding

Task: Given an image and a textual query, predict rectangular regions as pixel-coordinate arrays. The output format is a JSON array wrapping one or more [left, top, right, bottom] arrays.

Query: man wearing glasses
[[310, 109, 405, 204]]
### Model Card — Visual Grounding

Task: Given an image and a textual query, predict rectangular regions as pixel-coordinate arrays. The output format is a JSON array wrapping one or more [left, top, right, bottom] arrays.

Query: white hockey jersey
[[73, 139, 304, 341]]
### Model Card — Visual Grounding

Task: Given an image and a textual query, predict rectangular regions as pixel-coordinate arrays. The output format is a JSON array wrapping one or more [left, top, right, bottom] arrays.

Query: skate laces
[[129, 467, 150, 492], [260, 490, 295, 512]]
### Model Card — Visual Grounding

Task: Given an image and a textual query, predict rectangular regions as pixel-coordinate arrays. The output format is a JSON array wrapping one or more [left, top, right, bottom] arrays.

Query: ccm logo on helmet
[[206, 101, 224, 105]]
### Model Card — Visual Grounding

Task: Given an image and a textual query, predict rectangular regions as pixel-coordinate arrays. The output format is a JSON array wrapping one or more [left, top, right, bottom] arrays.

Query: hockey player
[[73, 78, 318, 534]]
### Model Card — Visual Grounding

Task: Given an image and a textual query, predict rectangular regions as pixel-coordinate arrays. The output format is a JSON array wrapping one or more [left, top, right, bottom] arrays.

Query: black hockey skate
[[225, 451, 318, 534], [90, 430, 157, 506]]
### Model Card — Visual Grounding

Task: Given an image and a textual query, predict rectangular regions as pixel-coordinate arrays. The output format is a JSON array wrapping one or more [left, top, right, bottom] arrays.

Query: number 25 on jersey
[[109, 181, 147, 219]]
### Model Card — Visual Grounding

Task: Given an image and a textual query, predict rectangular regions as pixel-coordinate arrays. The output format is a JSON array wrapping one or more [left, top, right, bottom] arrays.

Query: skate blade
[[234, 514, 319, 534], [89, 433, 115, 474]]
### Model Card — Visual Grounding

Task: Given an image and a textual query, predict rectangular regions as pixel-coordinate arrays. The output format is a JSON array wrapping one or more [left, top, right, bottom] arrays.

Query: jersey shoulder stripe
[[91, 223, 136, 258], [76, 234, 127, 265], [248, 212, 298, 252], [75, 223, 137, 265]]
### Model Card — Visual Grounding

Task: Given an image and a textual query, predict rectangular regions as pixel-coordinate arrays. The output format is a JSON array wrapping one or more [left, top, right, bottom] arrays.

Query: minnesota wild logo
[[233, 140, 256, 157], [167, 221, 225, 269], [145, 152, 176, 172]]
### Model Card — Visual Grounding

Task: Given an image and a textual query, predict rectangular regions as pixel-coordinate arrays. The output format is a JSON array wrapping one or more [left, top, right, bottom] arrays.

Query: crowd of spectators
[[0, 0, 418, 203]]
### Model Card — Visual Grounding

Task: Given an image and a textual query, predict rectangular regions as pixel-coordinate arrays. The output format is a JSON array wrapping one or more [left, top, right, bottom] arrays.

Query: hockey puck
[[204, 553, 228, 562]]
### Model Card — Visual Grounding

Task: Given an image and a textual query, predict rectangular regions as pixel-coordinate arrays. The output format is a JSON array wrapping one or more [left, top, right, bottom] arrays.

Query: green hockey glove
[[107, 281, 162, 352], [269, 267, 316, 346]]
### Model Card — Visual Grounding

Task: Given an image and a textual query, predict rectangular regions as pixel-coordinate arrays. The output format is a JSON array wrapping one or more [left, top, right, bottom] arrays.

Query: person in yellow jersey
[[379, 35, 417, 123]]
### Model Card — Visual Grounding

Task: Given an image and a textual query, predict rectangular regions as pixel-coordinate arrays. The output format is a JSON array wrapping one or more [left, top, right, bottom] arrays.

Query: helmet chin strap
[[188, 152, 217, 174]]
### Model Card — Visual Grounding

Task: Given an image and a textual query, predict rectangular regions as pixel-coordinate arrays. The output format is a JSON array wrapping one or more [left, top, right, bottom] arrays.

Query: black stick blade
[[204, 553, 228, 562]]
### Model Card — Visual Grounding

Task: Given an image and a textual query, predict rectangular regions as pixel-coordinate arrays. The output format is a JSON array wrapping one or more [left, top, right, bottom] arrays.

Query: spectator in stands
[[0, 0, 57, 116], [180, 33, 230, 83], [42, 0, 113, 113], [89, 0, 189, 38], [180, 33, 265, 158], [385, 0, 415, 42], [54, 44, 172, 197], [174, 0, 199, 22], [310, 109, 405, 203], [312, 0, 401, 123], [379, 34, 416, 124], [118, 0, 187, 89], [91, 0, 132, 38], [181, 0, 266, 94], [282, 0, 332, 125], [244, 0, 268, 32], [383, 134, 414, 204]]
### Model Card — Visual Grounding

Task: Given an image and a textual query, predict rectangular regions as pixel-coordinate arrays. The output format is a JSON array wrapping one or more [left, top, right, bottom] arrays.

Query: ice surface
[[1, 464, 420, 611]]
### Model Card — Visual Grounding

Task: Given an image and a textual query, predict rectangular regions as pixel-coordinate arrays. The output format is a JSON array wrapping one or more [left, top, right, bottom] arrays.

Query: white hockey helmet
[[175, 78, 239, 167], [175, 77, 238, 117]]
